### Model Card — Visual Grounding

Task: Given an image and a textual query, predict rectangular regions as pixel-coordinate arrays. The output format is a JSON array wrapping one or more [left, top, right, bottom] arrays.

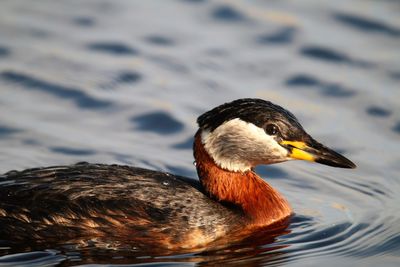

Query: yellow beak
[[280, 140, 356, 168]]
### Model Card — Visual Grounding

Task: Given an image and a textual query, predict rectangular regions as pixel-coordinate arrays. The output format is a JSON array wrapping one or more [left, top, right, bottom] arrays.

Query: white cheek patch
[[201, 118, 288, 172]]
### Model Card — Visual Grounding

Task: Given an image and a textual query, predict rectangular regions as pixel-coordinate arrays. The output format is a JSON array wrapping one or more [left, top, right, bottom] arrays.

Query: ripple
[[0, 125, 21, 137], [0, 46, 10, 58], [29, 28, 50, 38], [281, 223, 368, 260], [131, 111, 184, 135], [256, 27, 296, 45], [334, 12, 400, 37], [288, 222, 354, 245], [99, 71, 143, 90], [72, 16, 95, 27], [389, 71, 400, 80], [366, 106, 392, 118], [337, 221, 400, 257], [0, 71, 113, 109], [300, 46, 373, 68], [267, 214, 399, 266], [285, 74, 357, 98], [321, 84, 356, 98], [301, 46, 351, 63], [323, 176, 379, 198], [50, 146, 96, 156], [212, 5, 247, 22], [328, 218, 398, 258], [146, 35, 175, 46], [392, 121, 400, 134], [0, 251, 65, 267], [87, 42, 139, 56], [289, 215, 314, 227], [147, 55, 189, 74], [172, 136, 194, 150], [372, 233, 400, 256], [285, 74, 321, 87], [351, 181, 387, 196], [116, 71, 142, 84]]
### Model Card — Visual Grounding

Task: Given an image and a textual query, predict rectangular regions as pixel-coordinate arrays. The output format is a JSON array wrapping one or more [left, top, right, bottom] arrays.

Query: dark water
[[0, 0, 399, 266]]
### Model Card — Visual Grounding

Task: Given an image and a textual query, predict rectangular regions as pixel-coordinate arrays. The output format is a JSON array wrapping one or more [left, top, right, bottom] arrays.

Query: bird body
[[0, 163, 241, 249], [0, 98, 355, 251]]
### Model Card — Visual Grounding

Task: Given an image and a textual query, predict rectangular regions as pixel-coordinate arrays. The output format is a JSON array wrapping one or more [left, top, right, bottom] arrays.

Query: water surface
[[0, 0, 399, 266]]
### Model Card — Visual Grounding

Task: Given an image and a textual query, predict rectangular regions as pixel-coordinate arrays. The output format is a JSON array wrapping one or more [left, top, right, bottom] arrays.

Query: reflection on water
[[257, 27, 297, 45], [0, 0, 399, 266], [131, 111, 184, 135], [87, 42, 139, 56], [1, 71, 114, 109], [334, 12, 400, 37]]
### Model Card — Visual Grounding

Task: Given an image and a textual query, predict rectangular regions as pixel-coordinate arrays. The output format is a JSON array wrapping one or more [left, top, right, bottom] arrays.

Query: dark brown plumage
[[0, 162, 242, 250]]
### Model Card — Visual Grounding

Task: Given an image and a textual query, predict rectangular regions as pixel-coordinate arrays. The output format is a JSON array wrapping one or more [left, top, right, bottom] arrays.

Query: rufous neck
[[193, 130, 291, 226]]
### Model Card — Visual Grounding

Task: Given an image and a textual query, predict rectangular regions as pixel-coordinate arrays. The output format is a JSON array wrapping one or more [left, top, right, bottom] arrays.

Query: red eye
[[265, 124, 279, 135]]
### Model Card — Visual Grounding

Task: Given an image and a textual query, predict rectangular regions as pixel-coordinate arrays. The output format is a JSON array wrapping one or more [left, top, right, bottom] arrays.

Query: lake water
[[0, 0, 399, 266]]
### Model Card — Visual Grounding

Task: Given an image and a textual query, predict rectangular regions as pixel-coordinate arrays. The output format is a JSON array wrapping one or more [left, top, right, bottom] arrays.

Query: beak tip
[[315, 157, 356, 169], [346, 161, 357, 169]]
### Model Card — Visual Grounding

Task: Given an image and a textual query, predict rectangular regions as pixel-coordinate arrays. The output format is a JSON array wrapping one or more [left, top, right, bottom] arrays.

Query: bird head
[[197, 98, 356, 172]]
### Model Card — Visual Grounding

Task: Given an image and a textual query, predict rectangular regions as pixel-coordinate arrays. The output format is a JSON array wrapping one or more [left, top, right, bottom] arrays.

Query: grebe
[[0, 98, 355, 251]]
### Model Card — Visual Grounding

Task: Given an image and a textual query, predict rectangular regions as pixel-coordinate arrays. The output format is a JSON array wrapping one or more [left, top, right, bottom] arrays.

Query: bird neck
[[193, 130, 292, 227]]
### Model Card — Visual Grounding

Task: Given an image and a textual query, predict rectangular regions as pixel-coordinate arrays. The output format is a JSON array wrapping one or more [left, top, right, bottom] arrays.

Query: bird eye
[[265, 124, 279, 136]]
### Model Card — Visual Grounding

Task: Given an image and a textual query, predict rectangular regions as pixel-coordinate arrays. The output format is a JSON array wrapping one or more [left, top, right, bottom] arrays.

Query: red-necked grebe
[[0, 98, 356, 250]]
